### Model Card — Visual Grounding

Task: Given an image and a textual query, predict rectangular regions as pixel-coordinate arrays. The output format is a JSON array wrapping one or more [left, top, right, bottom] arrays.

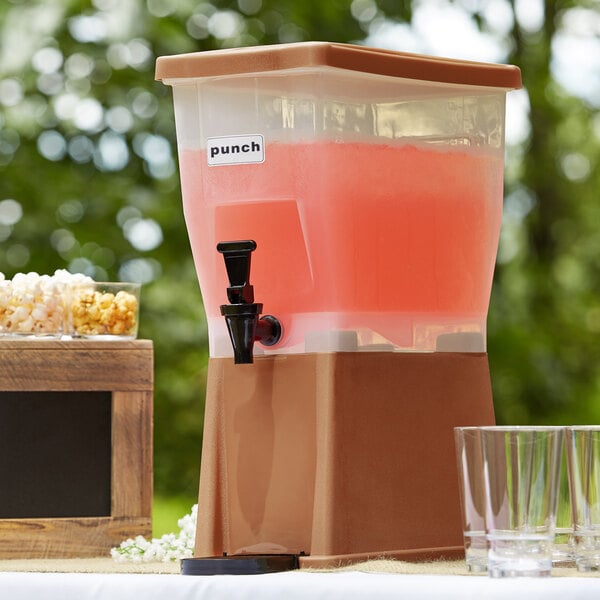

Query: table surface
[[1, 559, 600, 600]]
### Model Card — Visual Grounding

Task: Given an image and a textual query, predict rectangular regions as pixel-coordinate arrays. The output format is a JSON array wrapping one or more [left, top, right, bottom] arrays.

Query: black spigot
[[217, 240, 282, 364]]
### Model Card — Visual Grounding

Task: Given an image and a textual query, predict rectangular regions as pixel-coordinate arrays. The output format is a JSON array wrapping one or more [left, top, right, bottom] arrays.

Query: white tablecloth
[[1, 570, 600, 600]]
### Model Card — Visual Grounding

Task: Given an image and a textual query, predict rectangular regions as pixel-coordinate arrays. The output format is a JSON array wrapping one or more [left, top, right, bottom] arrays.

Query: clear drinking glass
[[553, 439, 575, 566], [454, 427, 488, 572], [480, 426, 563, 578], [565, 426, 600, 572]]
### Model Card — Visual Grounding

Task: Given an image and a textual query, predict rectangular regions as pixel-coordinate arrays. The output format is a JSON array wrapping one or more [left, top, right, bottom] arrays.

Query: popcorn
[[52, 269, 94, 287], [70, 283, 140, 338], [0, 271, 65, 337], [0, 271, 140, 339]]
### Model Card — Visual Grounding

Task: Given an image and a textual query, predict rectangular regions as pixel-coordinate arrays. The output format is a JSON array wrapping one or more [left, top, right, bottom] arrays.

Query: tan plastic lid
[[156, 41, 521, 90]]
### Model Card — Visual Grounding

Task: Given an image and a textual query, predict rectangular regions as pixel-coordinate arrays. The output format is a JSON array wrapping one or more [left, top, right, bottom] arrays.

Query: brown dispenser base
[[192, 351, 494, 571]]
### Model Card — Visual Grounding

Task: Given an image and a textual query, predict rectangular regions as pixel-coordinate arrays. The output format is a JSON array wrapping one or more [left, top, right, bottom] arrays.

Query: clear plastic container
[[0, 274, 65, 338], [69, 282, 140, 340], [156, 42, 521, 356]]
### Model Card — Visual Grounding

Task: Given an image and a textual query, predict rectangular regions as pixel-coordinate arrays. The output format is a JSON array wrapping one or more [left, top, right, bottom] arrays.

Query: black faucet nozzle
[[217, 240, 282, 364]]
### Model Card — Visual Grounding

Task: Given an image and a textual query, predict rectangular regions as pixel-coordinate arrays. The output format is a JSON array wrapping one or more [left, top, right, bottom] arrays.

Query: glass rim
[[566, 425, 600, 431], [454, 425, 564, 432]]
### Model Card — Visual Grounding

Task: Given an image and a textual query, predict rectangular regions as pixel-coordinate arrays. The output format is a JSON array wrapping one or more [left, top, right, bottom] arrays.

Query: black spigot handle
[[217, 240, 256, 304], [217, 239, 282, 363]]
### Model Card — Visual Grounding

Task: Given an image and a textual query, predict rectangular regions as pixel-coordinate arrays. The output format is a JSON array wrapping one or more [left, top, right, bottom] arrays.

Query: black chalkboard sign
[[0, 391, 112, 519]]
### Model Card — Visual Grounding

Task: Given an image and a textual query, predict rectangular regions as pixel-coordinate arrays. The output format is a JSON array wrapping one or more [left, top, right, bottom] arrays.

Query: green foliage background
[[0, 0, 599, 509]]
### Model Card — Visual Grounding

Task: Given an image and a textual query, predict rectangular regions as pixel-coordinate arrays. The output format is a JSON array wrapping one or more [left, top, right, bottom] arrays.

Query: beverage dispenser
[[155, 42, 521, 574]]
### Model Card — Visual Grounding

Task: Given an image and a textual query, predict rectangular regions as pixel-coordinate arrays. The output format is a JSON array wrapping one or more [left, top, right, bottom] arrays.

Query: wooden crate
[[0, 339, 153, 558]]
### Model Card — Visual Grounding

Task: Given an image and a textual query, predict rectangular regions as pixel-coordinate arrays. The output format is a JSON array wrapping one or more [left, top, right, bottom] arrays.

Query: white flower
[[110, 504, 197, 563]]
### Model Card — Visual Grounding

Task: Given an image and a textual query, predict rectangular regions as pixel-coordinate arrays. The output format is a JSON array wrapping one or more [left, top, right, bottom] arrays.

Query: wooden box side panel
[[0, 340, 153, 391], [0, 517, 151, 559], [112, 391, 153, 518]]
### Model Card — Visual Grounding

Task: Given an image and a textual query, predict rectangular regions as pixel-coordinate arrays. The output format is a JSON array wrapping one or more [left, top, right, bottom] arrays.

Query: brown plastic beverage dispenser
[[155, 43, 521, 574]]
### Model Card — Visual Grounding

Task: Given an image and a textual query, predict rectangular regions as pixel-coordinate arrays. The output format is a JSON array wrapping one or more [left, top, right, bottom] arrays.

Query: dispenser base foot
[[181, 554, 299, 575]]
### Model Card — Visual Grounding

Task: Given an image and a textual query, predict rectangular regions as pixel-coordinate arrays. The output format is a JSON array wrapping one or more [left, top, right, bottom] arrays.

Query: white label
[[207, 134, 265, 166]]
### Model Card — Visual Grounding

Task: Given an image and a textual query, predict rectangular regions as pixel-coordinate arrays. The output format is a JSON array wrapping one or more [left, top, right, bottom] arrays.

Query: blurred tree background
[[0, 0, 599, 530]]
